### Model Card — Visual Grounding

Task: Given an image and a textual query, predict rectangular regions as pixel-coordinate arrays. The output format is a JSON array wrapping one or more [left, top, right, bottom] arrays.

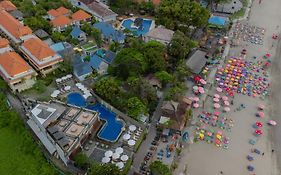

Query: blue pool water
[[67, 92, 87, 107], [67, 93, 123, 142], [122, 18, 152, 36]]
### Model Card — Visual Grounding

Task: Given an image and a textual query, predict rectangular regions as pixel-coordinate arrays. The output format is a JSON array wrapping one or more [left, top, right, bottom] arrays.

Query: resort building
[[50, 15, 73, 32], [83, 1, 117, 22], [0, 0, 17, 12], [0, 9, 32, 44], [19, 37, 63, 75], [93, 22, 126, 43], [144, 26, 174, 45], [47, 6, 70, 20], [186, 49, 207, 74], [26, 101, 102, 165], [71, 9, 92, 26], [70, 26, 87, 42], [0, 38, 37, 92]]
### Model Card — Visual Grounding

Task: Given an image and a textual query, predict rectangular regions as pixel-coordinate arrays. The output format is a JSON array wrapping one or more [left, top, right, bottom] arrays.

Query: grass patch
[[81, 42, 97, 52], [122, 158, 133, 175], [0, 128, 56, 175]]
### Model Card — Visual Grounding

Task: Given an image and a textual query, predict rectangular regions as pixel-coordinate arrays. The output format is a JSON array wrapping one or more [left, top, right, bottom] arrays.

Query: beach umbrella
[[193, 97, 200, 102], [129, 125, 136, 131], [104, 150, 113, 157], [258, 111, 265, 118], [214, 103, 221, 109], [53, 90, 60, 95], [116, 162, 124, 169], [56, 78, 62, 83], [64, 86, 71, 91], [112, 153, 120, 160], [256, 121, 263, 128], [268, 120, 277, 126], [193, 86, 199, 91], [212, 116, 218, 120], [115, 147, 124, 154], [213, 98, 220, 102], [198, 87, 205, 94], [224, 101, 230, 106], [265, 53, 271, 57], [120, 155, 129, 162], [258, 104, 265, 110], [51, 93, 57, 98], [214, 94, 220, 98], [193, 103, 199, 108], [128, 139, 136, 146], [194, 76, 201, 83], [222, 96, 228, 101], [214, 111, 220, 116], [66, 74, 72, 79], [76, 83, 82, 86], [255, 129, 262, 135], [200, 79, 207, 85], [217, 130, 223, 135], [123, 134, 131, 140], [102, 157, 111, 163], [216, 134, 222, 140], [224, 107, 230, 112], [61, 76, 67, 81], [247, 165, 254, 172], [216, 87, 223, 92]]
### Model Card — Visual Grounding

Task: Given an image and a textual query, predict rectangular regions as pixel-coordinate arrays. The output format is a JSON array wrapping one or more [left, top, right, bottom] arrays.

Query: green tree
[[91, 28, 102, 47], [109, 42, 121, 52], [93, 77, 120, 101], [109, 48, 147, 80], [165, 82, 186, 101], [156, 0, 210, 31], [81, 22, 92, 35], [168, 31, 198, 61], [155, 71, 173, 85], [24, 17, 51, 33], [88, 162, 121, 175], [0, 78, 8, 91], [150, 161, 172, 175], [73, 152, 90, 170], [127, 97, 147, 120], [51, 32, 66, 42], [174, 59, 191, 81]]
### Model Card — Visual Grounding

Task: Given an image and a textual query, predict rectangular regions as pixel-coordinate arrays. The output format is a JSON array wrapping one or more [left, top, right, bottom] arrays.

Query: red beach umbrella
[[258, 111, 265, 118], [258, 104, 265, 110], [255, 129, 262, 135], [214, 111, 220, 116], [256, 122, 263, 128]]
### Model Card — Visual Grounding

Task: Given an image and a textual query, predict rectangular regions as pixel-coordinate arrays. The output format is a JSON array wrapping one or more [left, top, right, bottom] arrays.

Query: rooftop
[[33, 29, 49, 39], [0, 38, 9, 48], [146, 26, 174, 42], [72, 9, 92, 21], [186, 49, 207, 74], [70, 26, 85, 39], [87, 1, 116, 17], [48, 6, 70, 17], [51, 15, 72, 27], [93, 22, 125, 43], [0, 0, 17, 12], [0, 51, 31, 77], [0, 9, 32, 40], [22, 38, 56, 61]]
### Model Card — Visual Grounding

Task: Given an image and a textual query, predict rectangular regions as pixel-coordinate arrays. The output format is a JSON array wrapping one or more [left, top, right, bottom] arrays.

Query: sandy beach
[[175, 0, 281, 174]]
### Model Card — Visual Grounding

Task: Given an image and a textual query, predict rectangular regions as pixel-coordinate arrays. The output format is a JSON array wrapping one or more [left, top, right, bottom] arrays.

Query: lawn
[[0, 128, 56, 175]]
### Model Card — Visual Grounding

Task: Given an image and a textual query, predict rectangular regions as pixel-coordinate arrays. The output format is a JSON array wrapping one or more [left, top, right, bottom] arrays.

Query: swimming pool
[[66, 93, 123, 142], [87, 104, 123, 142], [67, 92, 87, 107], [122, 18, 152, 36]]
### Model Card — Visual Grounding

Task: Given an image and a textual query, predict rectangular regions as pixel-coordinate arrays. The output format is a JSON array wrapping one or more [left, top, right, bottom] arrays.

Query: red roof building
[[71, 9, 92, 25], [0, 0, 17, 12]]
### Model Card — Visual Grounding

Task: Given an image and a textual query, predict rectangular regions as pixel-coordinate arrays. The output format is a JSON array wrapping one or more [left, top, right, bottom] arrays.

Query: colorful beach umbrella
[[268, 120, 277, 126], [193, 97, 199, 102], [224, 101, 230, 106], [224, 107, 230, 112], [216, 87, 223, 92], [258, 111, 265, 118], [198, 87, 205, 94], [214, 103, 221, 109], [255, 129, 262, 135], [193, 103, 199, 108], [200, 79, 207, 85], [256, 121, 263, 128], [258, 104, 265, 110], [213, 98, 220, 102], [222, 96, 228, 101], [214, 94, 220, 98], [214, 111, 220, 116]]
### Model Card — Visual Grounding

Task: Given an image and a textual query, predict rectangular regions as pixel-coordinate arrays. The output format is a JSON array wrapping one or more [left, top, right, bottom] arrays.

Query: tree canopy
[[93, 77, 120, 101], [88, 162, 121, 175], [155, 71, 173, 85], [127, 97, 147, 120], [156, 0, 210, 31], [149, 161, 172, 175]]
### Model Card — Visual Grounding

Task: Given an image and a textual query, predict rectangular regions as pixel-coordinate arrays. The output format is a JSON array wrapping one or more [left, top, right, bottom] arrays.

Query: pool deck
[[118, 17, 155, 36]]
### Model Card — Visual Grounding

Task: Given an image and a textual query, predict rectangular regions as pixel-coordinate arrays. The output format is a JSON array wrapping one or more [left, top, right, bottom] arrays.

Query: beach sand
[[175, 0, 281, 174]]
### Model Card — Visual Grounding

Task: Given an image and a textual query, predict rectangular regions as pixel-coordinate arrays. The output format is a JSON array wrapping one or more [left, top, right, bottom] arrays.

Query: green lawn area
[[81, 42, 97, 52], [0, 128, 56, 175]]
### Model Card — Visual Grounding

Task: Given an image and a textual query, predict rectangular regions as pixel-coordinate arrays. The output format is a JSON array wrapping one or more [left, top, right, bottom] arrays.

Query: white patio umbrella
[[102, 157, 111, 163], [53, 90, 60, 94], [56, 78, 62, 83], [66, 74, 72, 79], [123, 134, 130, 140], [115, 147, 124, 154], [120, 155, 128, 162], [83, 94, 88, 99], [104, 150, 113, 157], [128, 139, 136, 146], [61, 76, 67, 81], [116, 162, 124, 169], [112, 153, 120, 160], [129, 125, 136, 131], [51, 93, 57, 98], [64, 86, 71, 91], [76, 83, 82, 87]]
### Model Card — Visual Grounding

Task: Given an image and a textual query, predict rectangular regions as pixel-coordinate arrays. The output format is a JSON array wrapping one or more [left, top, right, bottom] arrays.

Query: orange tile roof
[[152, 0, 161, 5], [71, 10, 91, 21], [0, 0, 17, 12], [0, 51, 30, 77], [47, 9, 60, 17], [50, 15, 72, 27], [0, 38, 9, 48], [22, 38, 56, 61], [0, 10, 32, 39], [56, 6, 69, 15]]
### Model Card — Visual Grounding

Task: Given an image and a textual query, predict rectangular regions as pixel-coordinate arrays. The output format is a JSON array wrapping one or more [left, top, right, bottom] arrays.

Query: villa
[[71, 9, 92, 26], [83, 1, 117, 22], [0, 9, 32, 44], [26, 101, 102, 165], [50, 15, 73, 32], [144, 26, 174, 45], [0, 0, 17, 12], [70, 26, 87, 42], [93, 22, 126, 43], [19, 37, 63, 75], [47, 6, 71, 20], [0, 38, 37, 92], [186, 49, 208, 74]]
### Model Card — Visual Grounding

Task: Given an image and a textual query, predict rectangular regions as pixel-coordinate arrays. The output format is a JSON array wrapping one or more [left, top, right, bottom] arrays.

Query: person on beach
[[272, 149, 275, 153], [220, 171, 223, 174], [262, 152, 265, 156]]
